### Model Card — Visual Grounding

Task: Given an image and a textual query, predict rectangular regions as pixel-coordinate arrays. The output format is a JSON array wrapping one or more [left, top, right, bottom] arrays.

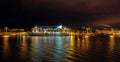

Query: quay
[[28, 25, 120, 37], [0, 27, 28, 37], [0, 32, 28, 37], [0, 26, 120, 37]]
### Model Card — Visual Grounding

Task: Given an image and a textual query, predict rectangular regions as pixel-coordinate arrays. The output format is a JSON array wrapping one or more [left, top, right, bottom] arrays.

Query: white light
[[35, 30, 39, 32], [57, 25, 62, 29]]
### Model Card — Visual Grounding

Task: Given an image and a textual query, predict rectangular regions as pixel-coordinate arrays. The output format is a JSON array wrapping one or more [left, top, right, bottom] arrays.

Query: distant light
[[85, 35, 89, 37], [3, 35, 9, 37], [34, 26, 37, 29], [57, 25, 62, 29], [110, 35, 114, 37], [35, 30, 39, 32], [22, 35, 26, 38]]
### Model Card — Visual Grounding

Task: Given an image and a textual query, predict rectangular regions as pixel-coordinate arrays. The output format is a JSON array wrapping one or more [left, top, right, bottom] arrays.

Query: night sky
[[1, 0, 120, 28]]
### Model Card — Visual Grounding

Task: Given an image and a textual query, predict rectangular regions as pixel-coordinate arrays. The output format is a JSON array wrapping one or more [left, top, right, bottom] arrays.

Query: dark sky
[[1, 0, 120, 28]]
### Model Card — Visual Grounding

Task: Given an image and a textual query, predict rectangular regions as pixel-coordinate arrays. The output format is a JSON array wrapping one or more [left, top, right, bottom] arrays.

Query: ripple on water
[[0, 36, 120, 62]]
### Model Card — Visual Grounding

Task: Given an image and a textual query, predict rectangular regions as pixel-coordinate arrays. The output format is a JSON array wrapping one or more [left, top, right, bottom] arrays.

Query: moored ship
[[28, 25, 71, 36]]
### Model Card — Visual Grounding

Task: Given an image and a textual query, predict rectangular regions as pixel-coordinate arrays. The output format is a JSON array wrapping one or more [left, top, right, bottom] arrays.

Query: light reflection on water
[[0, 35, 120, 62], [3, 36, 9, 58], [109, 36, 115, 53]]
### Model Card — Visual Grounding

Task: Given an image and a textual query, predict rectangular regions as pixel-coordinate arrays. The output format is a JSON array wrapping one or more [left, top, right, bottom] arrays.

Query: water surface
[[0, 35, 120, 62]]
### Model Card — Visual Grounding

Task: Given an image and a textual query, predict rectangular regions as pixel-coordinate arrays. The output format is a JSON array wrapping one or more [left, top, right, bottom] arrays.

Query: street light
[[5, 27, 8, 33]]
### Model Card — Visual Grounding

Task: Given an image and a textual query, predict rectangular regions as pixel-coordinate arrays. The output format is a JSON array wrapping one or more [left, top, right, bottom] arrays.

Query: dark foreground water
[[0, 35, 120, 62]]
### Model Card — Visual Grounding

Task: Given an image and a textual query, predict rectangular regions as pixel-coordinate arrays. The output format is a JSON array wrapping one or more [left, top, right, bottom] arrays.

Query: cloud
[[21, 0, 120, 11], [89, 15, 120, 25], [20, 0, 120, 25]]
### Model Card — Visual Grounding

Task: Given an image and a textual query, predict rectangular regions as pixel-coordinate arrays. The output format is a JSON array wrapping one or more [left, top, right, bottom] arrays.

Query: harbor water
[[0, 35, 120, 62]]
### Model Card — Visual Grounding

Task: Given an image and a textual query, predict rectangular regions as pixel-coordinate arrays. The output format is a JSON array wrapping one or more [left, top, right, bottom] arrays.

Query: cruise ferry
[[28, 25, 71, 36]]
